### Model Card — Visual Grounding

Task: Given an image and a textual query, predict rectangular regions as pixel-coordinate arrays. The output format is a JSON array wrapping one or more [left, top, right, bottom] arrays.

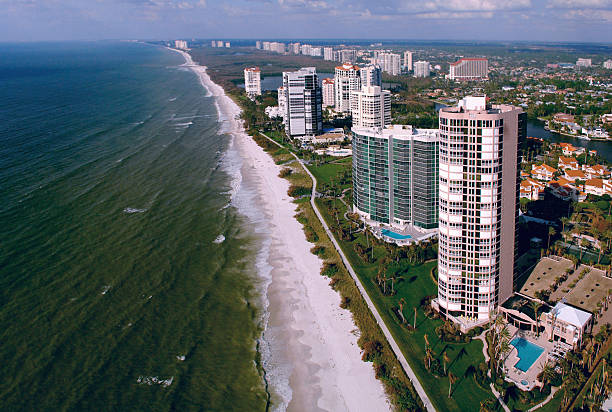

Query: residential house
[[548, 178, 586, 202], [558, 142, 585, 157], [584, 178, 611, 196], [582, 164, 609, 179], [558, 156, 579, 170], [520, 178, 545, 201], [542, 302, 592, 349], [532, 163, 557, 181], [564, 169, 587, 182]]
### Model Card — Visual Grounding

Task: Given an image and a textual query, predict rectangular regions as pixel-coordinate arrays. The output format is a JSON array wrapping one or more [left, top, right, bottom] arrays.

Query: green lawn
[[308, 157, 353, 191], [312, 193, 495, 412]]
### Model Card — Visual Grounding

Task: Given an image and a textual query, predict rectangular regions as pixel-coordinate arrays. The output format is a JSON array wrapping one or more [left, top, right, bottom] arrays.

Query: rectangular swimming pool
[[381, 229, 412, 240], [511, 337, 544, 372]]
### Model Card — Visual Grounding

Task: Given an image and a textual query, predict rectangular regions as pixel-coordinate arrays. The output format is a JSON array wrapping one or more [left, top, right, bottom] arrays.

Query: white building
[[576, 58, 592, 67], [434, 96, 525, 329], [216, 40, 224, 48], [282, 67, 323, 138], [360, 64, 382, 87], [225, 42, 231, 48], [323, 47, 334, 61], [322, 78, 335, 108], [403, 51, 413, 71], [350, 86, 391, 128], [379, 53, 401, 76], [604, 60, 612, 69], [255, 40, 262, 49], [244, 67, 262, 99], [339, 49, 357, 63], [334, 63, 361, 114], [211, 40, 216, 47], [448, 58, 488, 81], [174, 40, 188, 50], [413, 61, 430, 78]]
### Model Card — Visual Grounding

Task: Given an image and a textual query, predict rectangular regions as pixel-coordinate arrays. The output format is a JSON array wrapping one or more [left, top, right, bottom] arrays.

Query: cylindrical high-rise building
[[435, 96, 525, 328]]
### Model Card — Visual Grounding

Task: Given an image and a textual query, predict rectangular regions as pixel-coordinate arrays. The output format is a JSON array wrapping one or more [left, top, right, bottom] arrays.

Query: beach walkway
[[259, 132, 436, 412]]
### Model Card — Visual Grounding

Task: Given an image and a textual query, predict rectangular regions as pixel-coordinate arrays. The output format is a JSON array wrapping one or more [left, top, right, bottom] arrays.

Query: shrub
[[279, 168, 292, 178], [361, 340, 383, 362], [310, 245, 325, 256], [287, 185, 308, 198], [321, 262, 339, 277]]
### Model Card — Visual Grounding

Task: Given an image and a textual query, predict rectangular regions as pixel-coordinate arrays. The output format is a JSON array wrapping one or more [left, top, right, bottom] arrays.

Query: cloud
[[548, 0, 611, 7]]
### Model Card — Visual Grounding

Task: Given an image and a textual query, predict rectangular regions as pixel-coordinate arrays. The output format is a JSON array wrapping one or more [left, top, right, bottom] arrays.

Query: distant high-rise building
[[225, 42, 231, 48], [340, 49, 357, 63], [174, 40, 188, 50], [379, 53, 401, 76], [434, 96, 525, 329], [244, 67, 262, 99], [350, 86, 391, 128], [352, 125, 439, 230], [323, 47, 334, 61], [604, 60, 612, 69], [277, 86, 287, 123], [255, 41, 262, 49], [216, 40, 224, 48], [322, 78, 335, 108], [360, 65, 382, 87], [448, 58, 488, 81], [300, 44, 312, 56], [414, 61, 430, 78], [211, 40, 216, 47], [403, 51, 413, 71], [282, 67, 323, 137], [289, 43, 300, 54], [334, 63, 361, 114], [311, 47, 322, 57], [576, 58, 592, 67]]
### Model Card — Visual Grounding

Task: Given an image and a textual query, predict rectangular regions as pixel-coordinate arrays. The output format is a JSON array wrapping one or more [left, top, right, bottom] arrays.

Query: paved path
[[490, 383, 511, 412], [527, 386, 559, 411], [258, 132, 436, 412]]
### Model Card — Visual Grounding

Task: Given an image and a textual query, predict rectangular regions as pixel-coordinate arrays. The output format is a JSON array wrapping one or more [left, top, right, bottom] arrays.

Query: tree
[[561, 216, 570, 237], [538, 361, 556, 392], [479, 399, 496, 412], [548, 226, 557, 252], [531, 300, 542, 337], [443, 351, 450, 375], [398, 298, 406, 324], [448, 372, 457, 397], [580, 238, 590, 260]]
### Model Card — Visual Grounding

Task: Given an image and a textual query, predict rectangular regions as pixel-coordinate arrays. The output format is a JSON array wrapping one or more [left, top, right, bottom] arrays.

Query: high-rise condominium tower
[[352, 125, 439, 230], [360, 65, 382, 87], [403, 51, 413, 71], [334, 63, 361, 114], [243, 67, 261, 99], [435, 96, 525, 328], [414, 61, 430, 78], [282, 67, 322, 137], [350, 86, 391, 128], [322, 78, 335, 108]]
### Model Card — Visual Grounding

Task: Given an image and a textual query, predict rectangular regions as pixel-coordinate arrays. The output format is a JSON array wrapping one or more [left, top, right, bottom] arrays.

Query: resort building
[[542, 302, 592, 347], [360, 65, 382, 87], [350, 86, 391, 128], [352, 125, 439, 237], [334, 63, 361, 114], [322, 78, 335, 108], [403, 51, 413, 71], [433, 96, 525, 329], [448, 58, 488, 81], [282, 67, 323, 138], [243, 67, 262, 99], [413, 61, 430, 78]]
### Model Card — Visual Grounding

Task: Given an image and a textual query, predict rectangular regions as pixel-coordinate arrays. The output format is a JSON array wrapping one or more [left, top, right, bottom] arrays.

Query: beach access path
[[258, 132, 436, 412]]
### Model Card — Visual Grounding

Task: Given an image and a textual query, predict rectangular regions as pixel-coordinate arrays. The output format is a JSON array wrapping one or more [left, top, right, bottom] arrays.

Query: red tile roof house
[[582, 164, 609, 179], [532, 163, 557, 181], [549, 178, 586, 202], [520, 178, 545, 201], [564, 169, 587, 182], [558, 156, 579, 170], [584, 178, 609, 196], [558, 142, 585, 157]]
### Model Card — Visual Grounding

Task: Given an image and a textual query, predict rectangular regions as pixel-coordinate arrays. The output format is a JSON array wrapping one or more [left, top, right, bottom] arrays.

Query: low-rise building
[[520, 178, 545, 201], [564, 169, 586, 182], [558, 156, 578, 170], [542, 302, 592, 348], [582, 164, 609, 179], [532, 163, 557, 181], [559, 142, 585, 157], [548, 178, 586, 202], [584, 178, 611, 196]]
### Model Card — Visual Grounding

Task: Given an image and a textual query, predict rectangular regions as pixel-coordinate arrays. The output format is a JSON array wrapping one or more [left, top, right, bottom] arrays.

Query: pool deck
[[368, 222, 437, 245], [503, 326, 558, 391]]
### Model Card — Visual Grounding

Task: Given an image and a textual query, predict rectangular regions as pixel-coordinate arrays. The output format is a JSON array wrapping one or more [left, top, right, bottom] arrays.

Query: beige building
[[350, 86, 391, 128], [243, 67, 262, 99], [322, 78, 335, 108], [334, 63, 361, 114], [434, 96, 525, 328]]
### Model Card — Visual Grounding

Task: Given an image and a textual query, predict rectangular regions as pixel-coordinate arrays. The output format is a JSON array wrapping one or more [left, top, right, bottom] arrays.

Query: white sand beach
[[172, 48, 389, 412]]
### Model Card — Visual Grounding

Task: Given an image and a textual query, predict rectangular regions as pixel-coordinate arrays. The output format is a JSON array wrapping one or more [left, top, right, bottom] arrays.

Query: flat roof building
[[334, 63, 361, 114], [244, 67, 261, 99], [448, 58, 488, 81], [282, 67, 322, 138], [350, 86, 391, 129]]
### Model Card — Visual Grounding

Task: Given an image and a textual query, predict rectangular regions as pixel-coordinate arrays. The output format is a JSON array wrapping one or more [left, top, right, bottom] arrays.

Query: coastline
[[170, 47, 389, 411]]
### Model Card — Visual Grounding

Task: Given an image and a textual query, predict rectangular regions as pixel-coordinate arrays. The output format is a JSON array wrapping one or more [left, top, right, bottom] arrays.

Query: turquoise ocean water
[[0, 41, 269, 410]]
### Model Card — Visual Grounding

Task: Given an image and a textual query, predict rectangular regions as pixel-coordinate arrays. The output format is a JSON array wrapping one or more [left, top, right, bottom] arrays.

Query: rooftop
[[550, 302, 592, 329]]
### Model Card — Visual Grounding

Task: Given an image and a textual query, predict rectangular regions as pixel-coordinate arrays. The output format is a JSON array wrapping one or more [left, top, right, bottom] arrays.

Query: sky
[[0, 0, 611, 42]]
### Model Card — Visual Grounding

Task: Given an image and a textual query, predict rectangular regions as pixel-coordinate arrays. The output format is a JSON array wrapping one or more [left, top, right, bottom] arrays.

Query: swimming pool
[[381, 229, 412, 240], [511, 337, 544, 372]]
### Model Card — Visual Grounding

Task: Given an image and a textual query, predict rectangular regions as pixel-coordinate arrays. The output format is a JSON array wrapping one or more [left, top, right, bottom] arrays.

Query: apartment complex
[[379, 53, 401, 76], [352, 125, 439, 230], [173, 40, 188, 50], [323, 47, 334, 61], [360, 65, 382, 87], [414, 61, 430, 78], [576, 58, 592, 67], [403, 51, 413, 72], [434, 96, 525, 328], [350, 86, 391, 128], [282, 67, 323, 137], [334, 63, 361, 114], [243, 67, 262, 99], [322, 78, 335, 107], [448, 58, 488, 81]]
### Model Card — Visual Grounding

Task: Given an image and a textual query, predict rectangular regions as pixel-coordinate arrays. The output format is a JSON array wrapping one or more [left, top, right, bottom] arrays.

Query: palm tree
[[561, 216, 570, 236], [531, 300, 542, 337], [398, 298, 406, 324], [443, 351, 450, 375], [548, 226, 557, 252], [538, 361, 556, 392], [580, 238, 590, 260], [414, 307, 417, 329], [479, 399, 496, 412], [448, 372, 457, 398]]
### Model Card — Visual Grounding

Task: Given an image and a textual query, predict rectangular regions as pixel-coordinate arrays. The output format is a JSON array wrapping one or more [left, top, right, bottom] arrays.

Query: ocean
[[0, 41, 270, 410]]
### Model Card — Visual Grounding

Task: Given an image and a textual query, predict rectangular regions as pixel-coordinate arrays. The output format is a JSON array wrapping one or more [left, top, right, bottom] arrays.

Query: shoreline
[[169, 47, 389, 411]]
